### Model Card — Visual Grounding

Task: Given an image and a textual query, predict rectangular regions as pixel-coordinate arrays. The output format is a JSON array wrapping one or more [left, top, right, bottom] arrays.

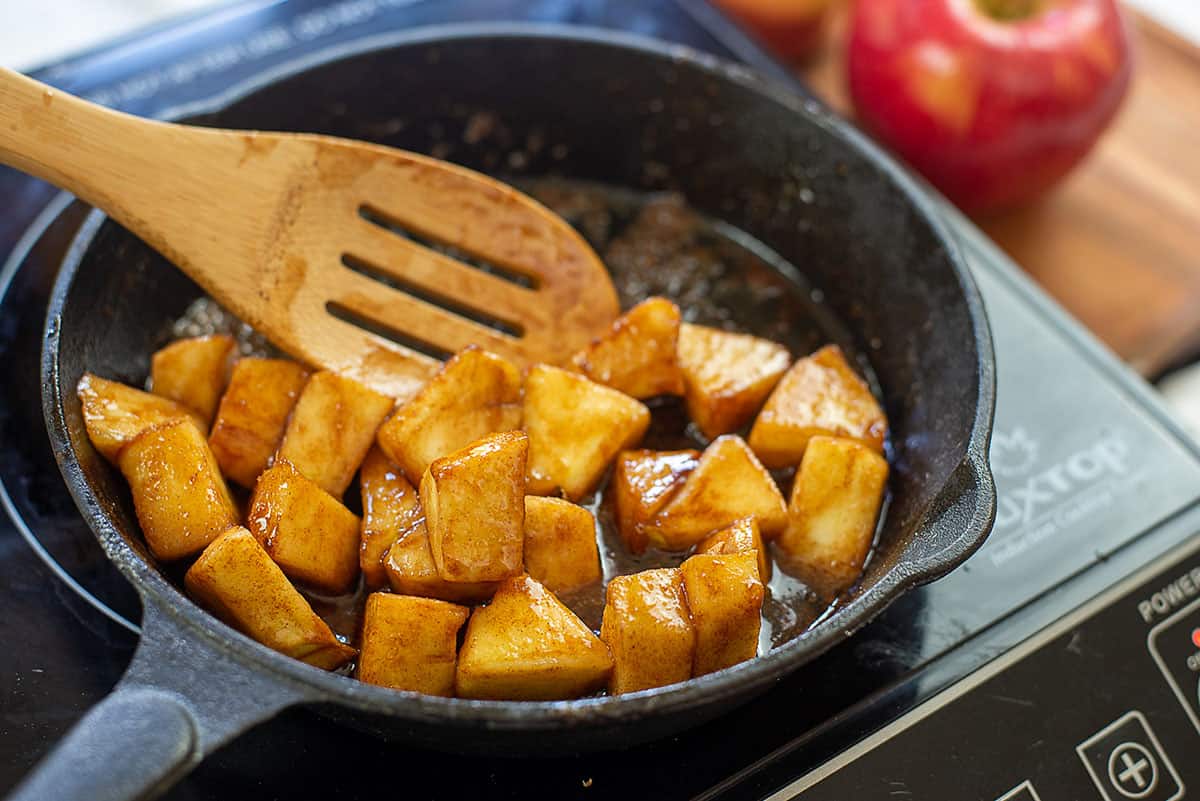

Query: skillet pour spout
[[19, 25, 995, 801]]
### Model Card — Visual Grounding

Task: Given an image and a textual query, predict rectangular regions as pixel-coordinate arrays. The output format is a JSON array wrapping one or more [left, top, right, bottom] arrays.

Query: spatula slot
[[340, 253, 525, 339], [326, 301, 455, 362], [358, 204, 538, 290]]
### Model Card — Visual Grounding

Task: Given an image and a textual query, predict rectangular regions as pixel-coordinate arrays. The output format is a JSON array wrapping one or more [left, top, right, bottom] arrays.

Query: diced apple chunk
[[748, 345, 887, 468], [376, 346, 522, 484], [420, 431, 527, 583], [276, 370, 393, 497], [149, 334, 236, 426], [185, 527, 355, 670], [523, 496, 601, 594], [117, 418, 238, 561], [600, 568, 695, 694], [77, 373, 204, 463], [676, 323, 791, 439], [456, 575, 613, 700], [697, 516, 771, 583], [384, 524, 498, 604], [610, 449, 699, 554], [524, 364, 651, 500], [208, 357, 310, 489], [357, 593, 468, 695], [249, 460, 361, 594], [649, 435, 787, 550], [568, 297, 685, 399], [680, 552, 763, 676], [359, 446, 422, 589], [777, 436, 888, 599]]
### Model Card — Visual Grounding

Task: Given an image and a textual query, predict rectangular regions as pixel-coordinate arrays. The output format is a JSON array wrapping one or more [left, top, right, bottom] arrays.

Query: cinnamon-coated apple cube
[[697, 516, 771, 583], [249, 461, 361, 594], [568, 297, 685, 399], [149, 334, 236, 426], [276, 370, 393, 497], [208, 357, 310, 489], [748, 345, 887, 468], [610, 449, 700, 554], [777, 436, 888, 599], [600, 568, 695, 694], [186, 527, 355, 670], [523, 496, 601, 594], [456, 575, 613, 700], [117, 418, 238, 561], [376, 346, 522, 484], [77, 373, 205, 463], [649, 435, 787, 550], [384, 524, 499, 604], [680, 552, 763, 676], [676, 323, 791, 439], [357, 593, 469, 695], [420, 431, 527, 583], [524, 364, 651, 500], [359, 446, 423, 589]]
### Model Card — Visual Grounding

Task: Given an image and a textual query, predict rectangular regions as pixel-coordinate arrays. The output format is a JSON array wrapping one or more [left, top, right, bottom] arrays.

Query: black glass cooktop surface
[[3, 2, 1199, 799]]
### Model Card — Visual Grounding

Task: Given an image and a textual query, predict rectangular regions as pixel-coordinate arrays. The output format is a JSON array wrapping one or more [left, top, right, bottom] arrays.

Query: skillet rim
[[41, 22, 996, 729]]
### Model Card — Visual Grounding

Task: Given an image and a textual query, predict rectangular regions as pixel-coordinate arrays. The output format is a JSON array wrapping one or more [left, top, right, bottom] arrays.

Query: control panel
[[772, 540, 1200, 801]]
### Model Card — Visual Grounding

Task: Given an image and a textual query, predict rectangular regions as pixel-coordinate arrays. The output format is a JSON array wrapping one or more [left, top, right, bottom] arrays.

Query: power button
[[1147, 596, 1200, 734]]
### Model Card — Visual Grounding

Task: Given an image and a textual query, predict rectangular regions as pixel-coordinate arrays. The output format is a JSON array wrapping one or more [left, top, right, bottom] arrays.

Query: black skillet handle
[[7, 595, 318, 801], [908, 451, 998, 582]]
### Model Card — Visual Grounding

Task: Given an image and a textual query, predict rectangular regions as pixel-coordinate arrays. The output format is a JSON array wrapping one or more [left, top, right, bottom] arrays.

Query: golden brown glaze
[[456, 575, 613, 700], [149, 334, 236, 426], [523, 364, 651, 500], [207, 357, 310, 489], [748, 344, 887, 468], [568, 297, 686, 399], [357, 593, 468, 696], [523, 496, 602, 595], [680, 552, 763, 676], [358, 446, 423, 589], [77, 373, 205, 463], [375, 345, 522, 484], [610, 449, 700, 554], [186, 527, 356, 670], [384, 525, 499, 604], [696, 516, 771, 583], [420, 431, 527, 584], [600, 567, 695, 694]]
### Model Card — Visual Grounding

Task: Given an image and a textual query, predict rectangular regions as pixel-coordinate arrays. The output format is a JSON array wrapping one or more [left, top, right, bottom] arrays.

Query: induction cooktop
[[3, 2, 1200, 800]]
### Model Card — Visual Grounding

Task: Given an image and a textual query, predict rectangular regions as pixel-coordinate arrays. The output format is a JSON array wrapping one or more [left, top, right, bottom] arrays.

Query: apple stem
[[975, 0, 1042, 20]]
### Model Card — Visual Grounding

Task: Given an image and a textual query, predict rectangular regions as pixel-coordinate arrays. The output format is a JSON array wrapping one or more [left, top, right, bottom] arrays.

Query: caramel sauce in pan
[[167, 179, 888, 665]]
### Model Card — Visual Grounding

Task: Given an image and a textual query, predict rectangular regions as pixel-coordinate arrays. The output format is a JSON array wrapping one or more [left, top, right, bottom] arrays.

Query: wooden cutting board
[[797, 7, 1200, 377]]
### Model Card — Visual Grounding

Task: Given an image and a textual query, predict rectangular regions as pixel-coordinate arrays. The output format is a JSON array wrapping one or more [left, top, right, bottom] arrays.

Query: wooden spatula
[[0, 68, 619, 398]]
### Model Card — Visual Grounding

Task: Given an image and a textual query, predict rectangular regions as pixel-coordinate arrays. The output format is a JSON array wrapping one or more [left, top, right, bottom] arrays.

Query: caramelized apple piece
[[523, 496, 601, 595], [696, 516, 771, 583], [420, 431, 527, 583], [650, 435, 787, 550], [384, 525, 499, 604], [523, 364, 651, 500], [118, 418, 238, 561], [376, 346, 522, 484], [149, 334, 236, 426], [748, 345, 887, 468], [777, 436, 888, 599], [249, 460, 361, 594], [681, 552, 763, 676], [610, 449, 699, 554], [568, 297, 685, 399], [357, 593, 469, 695], [208, 357, 310, 488], [186, 527, 355, 670], [676, 323, 790, 439], [359, 446, 422, 589], [600, 568, 695, 694], [456, 575, 613, 700], [276, 370, 393, 497], [77, 373, 204, 463]]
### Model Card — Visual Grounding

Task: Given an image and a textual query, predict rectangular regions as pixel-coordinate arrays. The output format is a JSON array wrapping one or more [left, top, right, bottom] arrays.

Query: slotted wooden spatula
[[0, 68, 619, 398]]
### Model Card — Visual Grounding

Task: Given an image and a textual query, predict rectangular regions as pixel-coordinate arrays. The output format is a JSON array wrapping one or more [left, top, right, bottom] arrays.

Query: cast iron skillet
[[18, 25, 995, 801]]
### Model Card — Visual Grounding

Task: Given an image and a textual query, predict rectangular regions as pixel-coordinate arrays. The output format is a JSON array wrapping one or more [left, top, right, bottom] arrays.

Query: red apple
[[847, 0, 1132, 214], [714, 0, 838, 61]]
